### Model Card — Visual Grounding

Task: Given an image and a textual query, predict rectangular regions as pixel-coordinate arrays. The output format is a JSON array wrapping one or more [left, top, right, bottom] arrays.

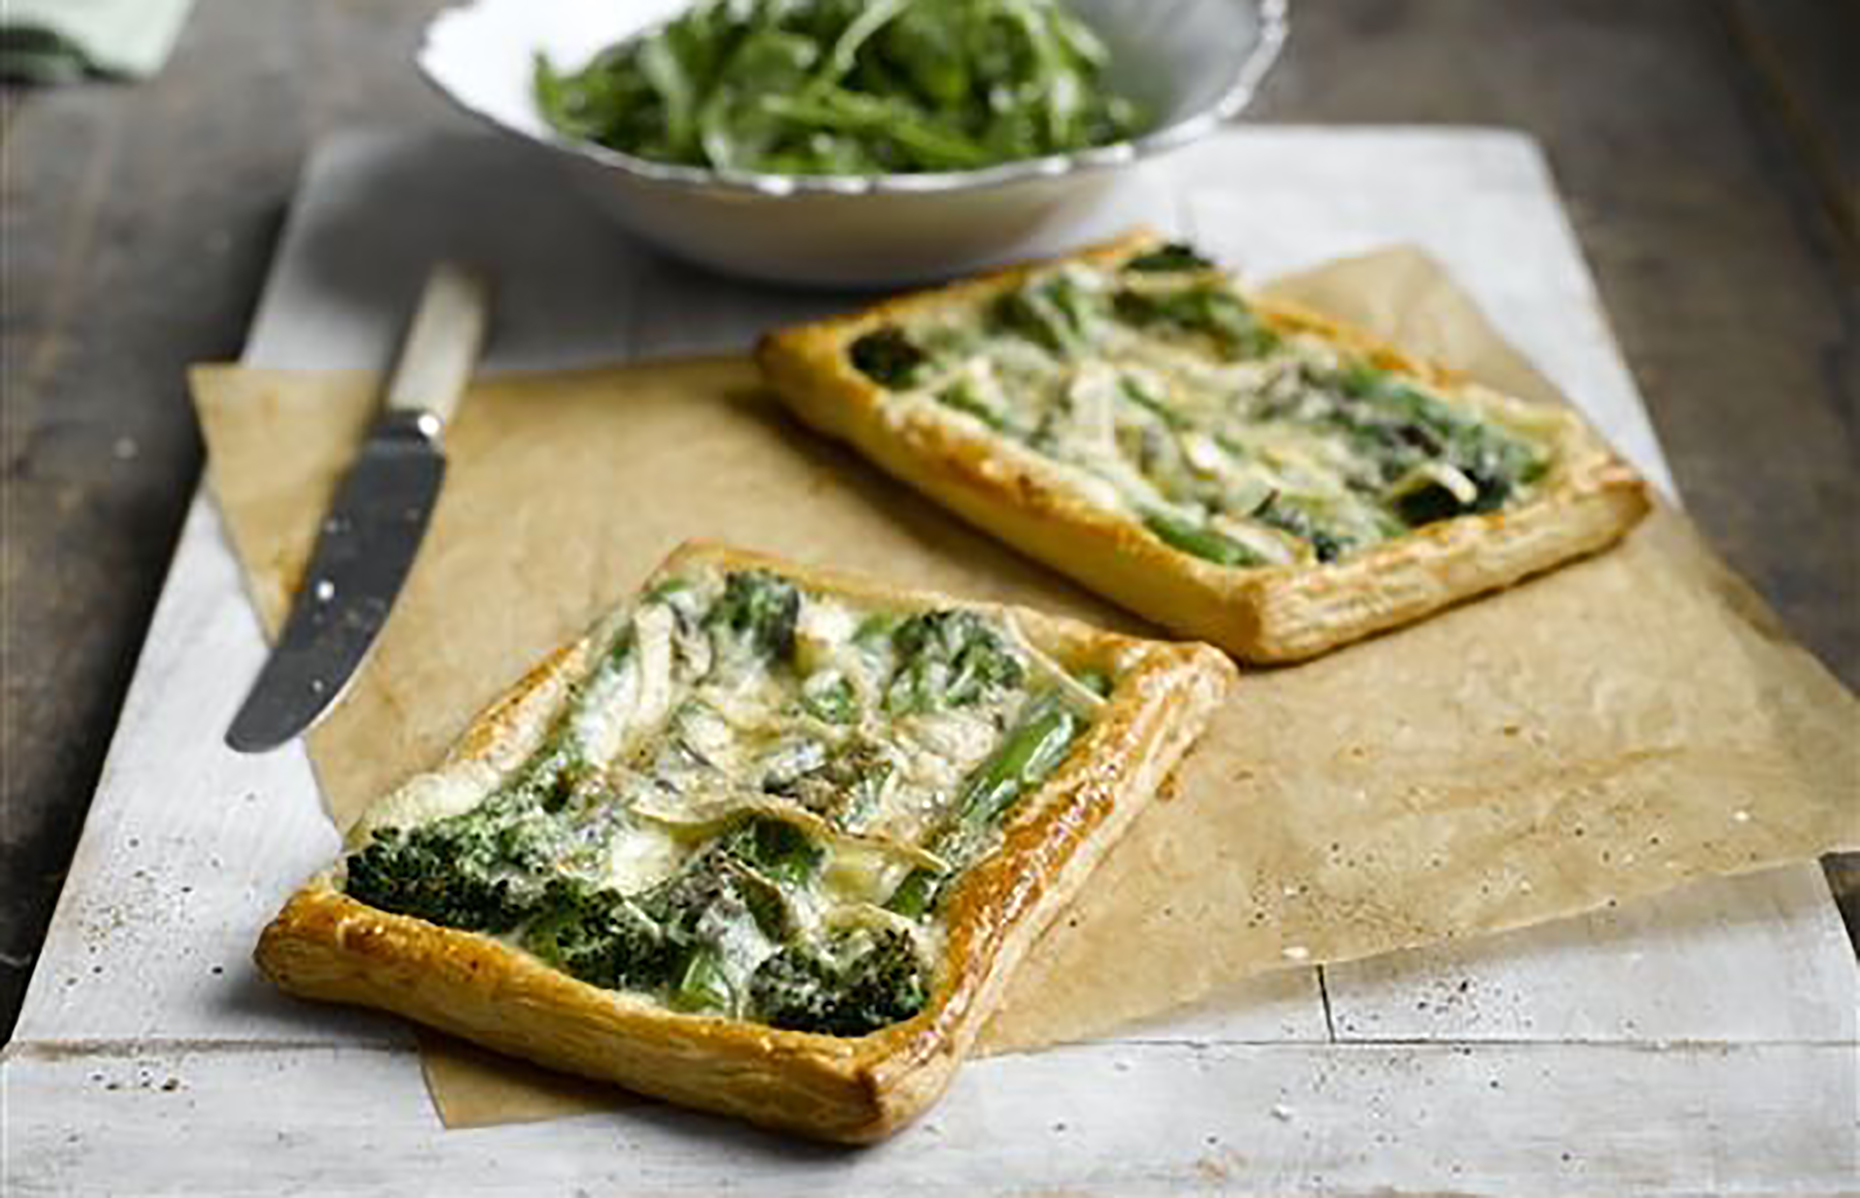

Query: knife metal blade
[[226, 263, 490, 753]]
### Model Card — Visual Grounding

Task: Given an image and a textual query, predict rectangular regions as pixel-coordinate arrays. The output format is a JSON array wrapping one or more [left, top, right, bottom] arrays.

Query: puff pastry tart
[[256, 542, 1235, 1142], [758, 231, 1650, 661]]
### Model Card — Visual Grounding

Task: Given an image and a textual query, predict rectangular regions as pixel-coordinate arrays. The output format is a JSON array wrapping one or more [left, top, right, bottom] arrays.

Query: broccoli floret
[[344, 814, 553, 933], [991, 273, 1096, 356], [637, 845, 798, 1014], [885, 610, 1024, 714], [849, 326, 927, 389], [717, 815, 825, 889], [504, 731, 594, 813], [521, 877, 672, 990], [516, 821, 822, 1006], [1328, 364, 1549, 520], [836, 928, 930, 1032], [705, 570, 801, 661], [1112, 284, 1279, 359], [1124, 242, 1215, 273], [749, 928, 929, 1036], [746, 942, 840, 1031]]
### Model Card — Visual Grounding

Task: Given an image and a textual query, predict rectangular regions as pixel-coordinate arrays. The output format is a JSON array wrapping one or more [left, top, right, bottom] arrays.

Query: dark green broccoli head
[[749, 928, 930, 1037], [991, 273, 1098, 357], [1328, 364, 1549, 522], [885, 610, 1024, 714], [849, 326, 928, 389], [1124, 242, 1215, 273], [706, 570, 801, 661], [716, 815, 826, 889], [648, 843, 795, 948], [836, 927, 931, 1032], [1112, 283, 1279, 359], [521, 877, 672, 990], [746, 941, 842, 1032], [344, 815, 553, 934], [506, 733, 595, 813]]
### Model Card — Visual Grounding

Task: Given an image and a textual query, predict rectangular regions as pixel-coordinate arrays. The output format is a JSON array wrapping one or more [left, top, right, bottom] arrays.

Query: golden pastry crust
[[256, 540, 1236, 1142], [756, 230, 1651, 662]]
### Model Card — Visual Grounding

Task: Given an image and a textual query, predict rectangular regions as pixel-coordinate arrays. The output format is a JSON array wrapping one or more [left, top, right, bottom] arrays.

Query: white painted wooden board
[[9, 1042, 1856, 1196], [4, 128, 1855, 1195]]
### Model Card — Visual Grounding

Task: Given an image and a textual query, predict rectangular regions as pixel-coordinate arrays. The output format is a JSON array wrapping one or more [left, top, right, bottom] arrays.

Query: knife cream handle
[[385, 261, 491, 425]]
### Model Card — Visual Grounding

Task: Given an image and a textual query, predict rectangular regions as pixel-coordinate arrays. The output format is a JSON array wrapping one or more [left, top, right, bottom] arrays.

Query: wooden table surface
[[2, 0, 1853, 1053]]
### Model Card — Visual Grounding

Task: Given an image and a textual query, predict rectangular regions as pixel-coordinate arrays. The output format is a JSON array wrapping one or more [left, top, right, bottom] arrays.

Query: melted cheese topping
[[355, 762, 501, 838], [355, 566, 1098, 1027], [879, 256, 1558, 566]]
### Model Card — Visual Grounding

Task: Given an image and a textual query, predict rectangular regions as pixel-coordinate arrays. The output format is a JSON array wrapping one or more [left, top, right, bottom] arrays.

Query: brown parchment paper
[[194, 248, 1858, 1130]]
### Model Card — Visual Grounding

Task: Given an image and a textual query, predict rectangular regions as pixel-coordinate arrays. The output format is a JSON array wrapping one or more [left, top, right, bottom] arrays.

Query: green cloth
[[1, 0, 196, 82]]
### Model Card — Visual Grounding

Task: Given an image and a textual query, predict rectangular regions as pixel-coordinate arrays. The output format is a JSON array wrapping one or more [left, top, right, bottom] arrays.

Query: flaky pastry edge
[[756, 230, 1651, 661]]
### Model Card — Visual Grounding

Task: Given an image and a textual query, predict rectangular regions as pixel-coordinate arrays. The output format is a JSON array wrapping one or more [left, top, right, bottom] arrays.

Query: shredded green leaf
[[534, 0, 1148, 176]]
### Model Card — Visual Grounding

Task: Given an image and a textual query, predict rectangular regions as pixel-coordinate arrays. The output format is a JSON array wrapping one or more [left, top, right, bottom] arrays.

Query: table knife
[[225, 262, 491, 753]]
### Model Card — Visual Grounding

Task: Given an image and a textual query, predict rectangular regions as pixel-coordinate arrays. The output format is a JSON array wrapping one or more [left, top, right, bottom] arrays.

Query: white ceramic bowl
[[418, 0, 1287, 286]]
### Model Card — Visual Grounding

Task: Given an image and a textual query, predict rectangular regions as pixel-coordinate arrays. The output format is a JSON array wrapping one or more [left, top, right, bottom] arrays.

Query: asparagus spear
[[887, 690, 1083, 917], [1142, 509, 1267, 568], [672, 943, 734, 1012]]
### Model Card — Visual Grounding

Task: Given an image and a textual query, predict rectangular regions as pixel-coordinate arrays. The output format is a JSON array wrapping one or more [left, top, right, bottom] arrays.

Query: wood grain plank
[[1720, 0, 1859, 270], [1327, 865, 1858, 1043], [10, 497, 407, 1049], [0, 0, 469, 1040], [6, 1041, 1854, 1195]]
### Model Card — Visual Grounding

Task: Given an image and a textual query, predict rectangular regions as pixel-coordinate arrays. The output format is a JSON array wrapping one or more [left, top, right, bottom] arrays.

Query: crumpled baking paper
[[192, 248, 1858, 1128]]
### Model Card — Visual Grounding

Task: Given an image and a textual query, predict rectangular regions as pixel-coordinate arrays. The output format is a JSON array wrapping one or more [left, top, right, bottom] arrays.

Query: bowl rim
[[416, 0, 1289, 199]]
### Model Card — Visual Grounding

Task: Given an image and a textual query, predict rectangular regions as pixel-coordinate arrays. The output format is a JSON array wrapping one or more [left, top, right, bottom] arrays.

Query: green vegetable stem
[[887, 688, 1083, 916], [1141, 509, 1267, 568]]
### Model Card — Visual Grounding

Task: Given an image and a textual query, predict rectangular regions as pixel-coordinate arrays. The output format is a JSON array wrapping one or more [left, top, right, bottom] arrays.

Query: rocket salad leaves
[[534, 0, 1148, 176]]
